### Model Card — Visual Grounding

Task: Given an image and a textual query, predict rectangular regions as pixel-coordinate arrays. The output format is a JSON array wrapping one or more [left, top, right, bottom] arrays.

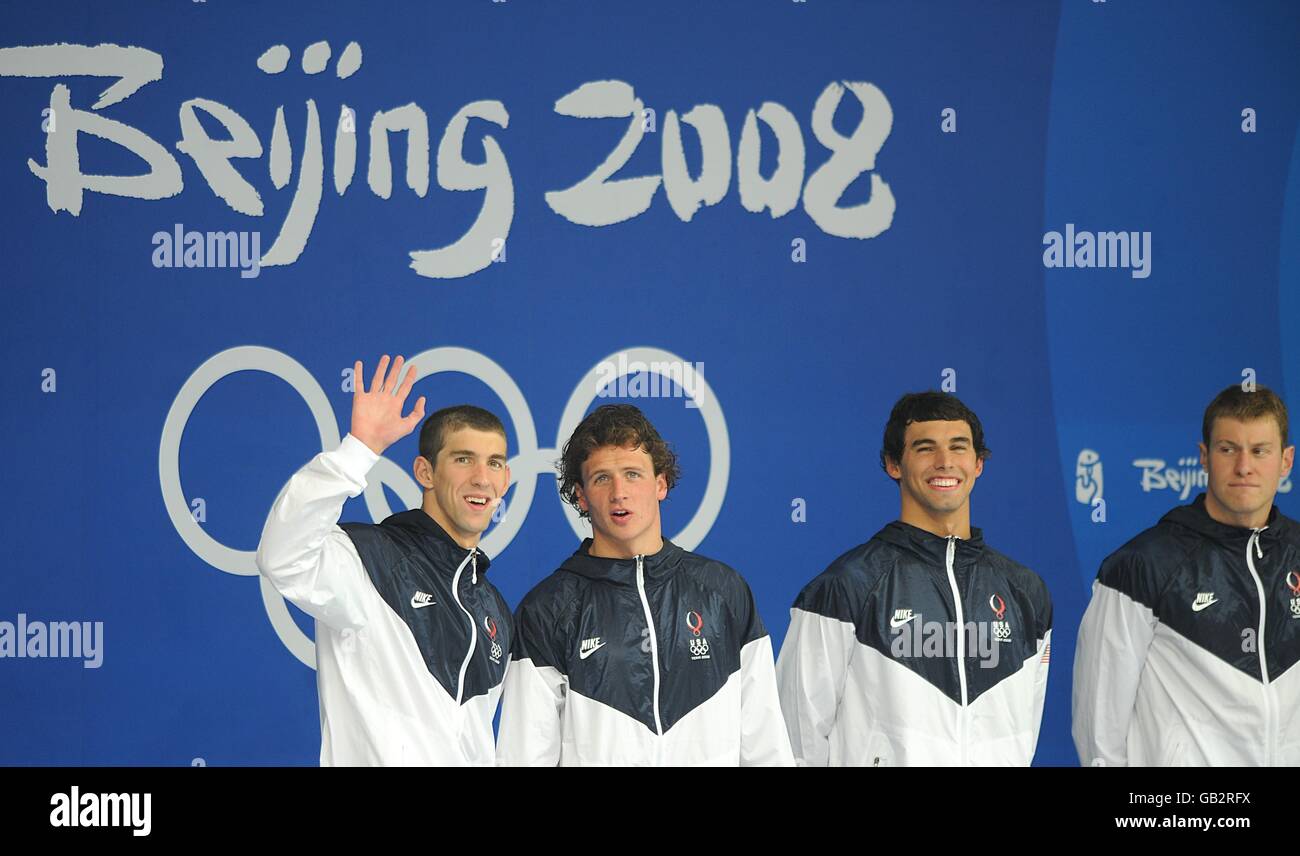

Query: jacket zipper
[[635, 554, 664, 737], [451, 550, 479, 705], [943, 535, 969, 765], [1244, 528, 1274, 766]]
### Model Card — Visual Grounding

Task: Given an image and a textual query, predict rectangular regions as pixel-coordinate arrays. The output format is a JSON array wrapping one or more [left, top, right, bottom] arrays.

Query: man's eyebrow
[[910, 437, 971, 447]]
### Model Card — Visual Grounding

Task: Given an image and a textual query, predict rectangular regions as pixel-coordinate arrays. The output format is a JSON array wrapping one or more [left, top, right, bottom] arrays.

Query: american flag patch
[[1041, 641, 1051, 664]]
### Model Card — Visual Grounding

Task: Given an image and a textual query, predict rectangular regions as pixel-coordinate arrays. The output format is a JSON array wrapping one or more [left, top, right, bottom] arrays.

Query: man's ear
[[574, 483, 589, 514], [884, 456, 902, 481], [1198, 442, 1209, 473], [655, 472, 668, 501], [413, 455, 435, 490]]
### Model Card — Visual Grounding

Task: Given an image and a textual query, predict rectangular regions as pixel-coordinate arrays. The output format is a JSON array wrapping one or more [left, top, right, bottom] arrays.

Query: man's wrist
[[349, 430, 386, 456]]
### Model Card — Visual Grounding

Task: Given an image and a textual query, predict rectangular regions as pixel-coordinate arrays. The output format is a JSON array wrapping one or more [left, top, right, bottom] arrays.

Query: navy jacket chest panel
[[563, 576, 740, 734], [651, 576, 742, 731], [564, 585, 658, 731], [1268, 546, 1300, 678], [1155, 541, 1300, 681], [857, 563, 1039, 705], [458, 581, 512, 701], [343, 526, 510, 703]]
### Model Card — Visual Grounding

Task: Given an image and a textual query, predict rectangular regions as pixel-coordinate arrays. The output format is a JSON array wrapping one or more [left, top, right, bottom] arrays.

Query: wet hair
[[418, 405, 507, 463], [879, 391, 990, 480], [1202, 384, 1290, 447], [558, 404, 680, 518]]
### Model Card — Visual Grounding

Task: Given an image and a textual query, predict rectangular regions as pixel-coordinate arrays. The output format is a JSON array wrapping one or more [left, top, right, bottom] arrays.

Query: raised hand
[[350, 355, 426, 455]]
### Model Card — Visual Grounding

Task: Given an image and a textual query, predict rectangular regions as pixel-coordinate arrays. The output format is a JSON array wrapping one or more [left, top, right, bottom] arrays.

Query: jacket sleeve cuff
[[335, 433, 381, 483]]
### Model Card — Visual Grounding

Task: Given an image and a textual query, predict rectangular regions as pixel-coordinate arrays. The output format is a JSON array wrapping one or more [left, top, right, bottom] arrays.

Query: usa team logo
[[485, 616, 503, 664], [1287, 572, 1300, 619], [989, 593, 1011, 642], [686, 610, 711, 660]]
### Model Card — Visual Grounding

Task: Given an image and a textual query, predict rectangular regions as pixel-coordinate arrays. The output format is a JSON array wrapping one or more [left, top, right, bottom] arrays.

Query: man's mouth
[[464, 495, 492, 510], [927, 477, 960, 491], [610, 508, 632, 521]]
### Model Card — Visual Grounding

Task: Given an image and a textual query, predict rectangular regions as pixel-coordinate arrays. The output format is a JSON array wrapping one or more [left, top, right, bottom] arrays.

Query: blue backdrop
[[2, 0, 1298, 765]]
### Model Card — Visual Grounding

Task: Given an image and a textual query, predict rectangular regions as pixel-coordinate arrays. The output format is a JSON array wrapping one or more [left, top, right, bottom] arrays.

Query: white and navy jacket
[[496, 539, 794, 766], [1073, 494, 1300, 766], [776, 521, 1053, 766], [256, 434, 512, 766]]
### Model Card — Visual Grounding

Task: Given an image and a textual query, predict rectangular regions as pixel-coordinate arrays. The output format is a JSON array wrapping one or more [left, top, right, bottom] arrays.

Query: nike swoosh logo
[[579, 642, 606, 659], [411, 597, 435, 609], [1191, 599, 1218, 612], [889, 615, 917, 628]]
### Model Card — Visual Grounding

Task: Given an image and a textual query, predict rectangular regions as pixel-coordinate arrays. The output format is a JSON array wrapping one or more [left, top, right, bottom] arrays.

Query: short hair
[[558, 404, 681, 519], [418, 405, 507, 463], [879, 391, 991, 480], [1202, 384, 1290, 447]]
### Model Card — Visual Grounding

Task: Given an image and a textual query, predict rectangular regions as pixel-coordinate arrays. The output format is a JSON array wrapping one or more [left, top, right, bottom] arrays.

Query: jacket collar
[[383, 509, 492, 574], [1162, 493, 1281, 550], [559, 538, 684, 585], [875, 519, 986, 568]]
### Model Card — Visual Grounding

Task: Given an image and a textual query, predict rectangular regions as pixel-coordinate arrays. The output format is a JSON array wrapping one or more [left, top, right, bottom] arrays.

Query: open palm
[[350, 355, 426, 455]]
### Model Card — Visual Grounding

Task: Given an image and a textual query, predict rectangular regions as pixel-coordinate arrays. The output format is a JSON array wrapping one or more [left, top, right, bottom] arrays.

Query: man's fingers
[[352, 361, 364, 395], [396, 364, 419, 402], [370, 355, 390, 394], [385, 355, 405, 394], [405, 396, 427, 427]]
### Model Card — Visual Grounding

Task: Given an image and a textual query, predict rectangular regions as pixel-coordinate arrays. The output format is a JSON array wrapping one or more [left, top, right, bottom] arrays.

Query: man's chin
[[452, 515, 492, 538], [1217, 496, 1272, 519], [915, 493, 969, 515]]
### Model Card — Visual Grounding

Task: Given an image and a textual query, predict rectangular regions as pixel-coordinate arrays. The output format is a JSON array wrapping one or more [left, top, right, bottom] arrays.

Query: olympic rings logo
[[159, 345, 729, 668]]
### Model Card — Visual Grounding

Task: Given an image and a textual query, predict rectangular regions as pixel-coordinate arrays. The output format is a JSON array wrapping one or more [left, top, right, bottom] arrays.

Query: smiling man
[[1073, 384, 1300, 766], [496, 403, 793, 766], [776, 391, 1053, 765], [256, 355, 513, 765]]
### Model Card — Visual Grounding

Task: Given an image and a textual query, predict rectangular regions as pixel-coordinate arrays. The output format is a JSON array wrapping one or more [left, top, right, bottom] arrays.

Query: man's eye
[[628, 471, 640, 479], [490, 460, 504, 469], [457, 456, 471, 464]]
